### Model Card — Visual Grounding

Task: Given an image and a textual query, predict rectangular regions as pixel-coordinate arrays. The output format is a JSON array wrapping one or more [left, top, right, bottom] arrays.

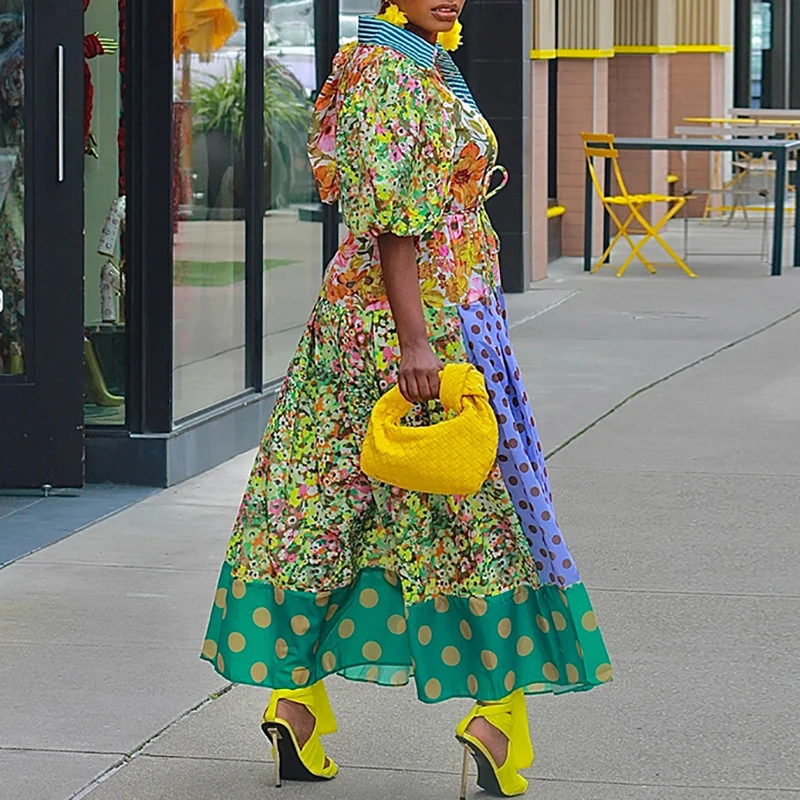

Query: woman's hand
[[399, 342, 444, 404]]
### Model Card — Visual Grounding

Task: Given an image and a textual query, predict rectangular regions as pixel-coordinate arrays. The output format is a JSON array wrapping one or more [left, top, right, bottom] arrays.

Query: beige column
[[556, 0, 613, 257], [609, 0, 674, 219], [530, 0, 555, 280], [669, 0, 733, 216]]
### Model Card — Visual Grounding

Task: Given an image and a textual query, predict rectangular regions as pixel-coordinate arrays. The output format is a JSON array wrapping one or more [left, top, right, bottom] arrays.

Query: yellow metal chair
[[581, 132, 695, 278]]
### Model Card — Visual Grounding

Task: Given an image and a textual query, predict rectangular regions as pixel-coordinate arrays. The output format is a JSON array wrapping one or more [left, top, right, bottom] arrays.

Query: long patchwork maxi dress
[[202, 19, 612, 704]]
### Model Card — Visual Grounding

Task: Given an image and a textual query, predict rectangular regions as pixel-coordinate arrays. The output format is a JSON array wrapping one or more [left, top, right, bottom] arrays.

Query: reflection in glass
[[83, 0, 126, 424], [0, 7, 24, 376], [263, 0, 321, 384], [173, 0, 246, 420]]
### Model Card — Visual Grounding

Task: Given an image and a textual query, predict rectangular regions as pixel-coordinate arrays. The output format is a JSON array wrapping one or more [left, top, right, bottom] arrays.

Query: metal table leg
[[794, 148, 800, 267], [603, 158, 612, 257], [772, 150, 787, 276], [584, 159, 593, 272]]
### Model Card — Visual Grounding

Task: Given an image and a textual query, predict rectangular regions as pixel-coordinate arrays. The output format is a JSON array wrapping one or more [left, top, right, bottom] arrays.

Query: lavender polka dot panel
[[459, 292, 582, 588]]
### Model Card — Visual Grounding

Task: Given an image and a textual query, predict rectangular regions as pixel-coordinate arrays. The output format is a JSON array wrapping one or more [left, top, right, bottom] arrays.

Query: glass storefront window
[[263, 0, 322, 384], [83, 0, 126, 425], [0, 7, 25, 377], [172, 0, 246, 420]]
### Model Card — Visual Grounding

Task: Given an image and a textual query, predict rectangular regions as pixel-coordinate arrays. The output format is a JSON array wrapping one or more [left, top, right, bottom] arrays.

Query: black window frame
[[124, 0, 342, 435]]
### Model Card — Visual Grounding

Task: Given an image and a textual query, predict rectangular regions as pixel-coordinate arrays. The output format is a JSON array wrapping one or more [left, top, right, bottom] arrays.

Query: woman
[[202, 2, 612, 796]]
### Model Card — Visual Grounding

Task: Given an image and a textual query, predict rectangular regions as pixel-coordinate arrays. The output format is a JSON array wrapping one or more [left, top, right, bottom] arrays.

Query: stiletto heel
[[455, 689, 532, 797], [267, 727, 282, 787], [459, 744, 470, 800], [261, 681, 338, 784]]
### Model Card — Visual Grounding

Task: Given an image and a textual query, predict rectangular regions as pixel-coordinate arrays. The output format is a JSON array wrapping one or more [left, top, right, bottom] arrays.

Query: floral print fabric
[[308, 42, 502, 312], [204, 29, 612, 701]]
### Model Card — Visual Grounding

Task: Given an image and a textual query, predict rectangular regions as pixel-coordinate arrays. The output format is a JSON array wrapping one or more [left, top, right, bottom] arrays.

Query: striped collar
[[357, 16, 478, 110], [358, 15, 437, 69]]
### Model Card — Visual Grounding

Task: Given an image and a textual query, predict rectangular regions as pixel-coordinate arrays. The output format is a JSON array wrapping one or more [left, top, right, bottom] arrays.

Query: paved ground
[[2, 232, 800, 799]]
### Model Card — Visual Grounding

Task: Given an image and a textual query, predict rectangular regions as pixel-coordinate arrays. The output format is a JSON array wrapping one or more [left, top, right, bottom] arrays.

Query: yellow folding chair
[[581, 133, 696, 278]]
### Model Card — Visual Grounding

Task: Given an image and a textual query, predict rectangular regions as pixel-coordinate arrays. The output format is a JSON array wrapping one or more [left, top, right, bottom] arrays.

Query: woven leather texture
[[360, 363, 499, 495]]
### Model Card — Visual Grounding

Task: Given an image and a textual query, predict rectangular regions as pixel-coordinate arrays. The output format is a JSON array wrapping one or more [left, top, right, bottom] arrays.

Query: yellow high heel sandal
[[262, 681, 339, 786], [455, 689, 532, 798]]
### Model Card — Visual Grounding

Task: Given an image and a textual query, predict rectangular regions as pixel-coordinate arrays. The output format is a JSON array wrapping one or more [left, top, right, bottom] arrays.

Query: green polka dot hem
[[202, 563, 613, 703]]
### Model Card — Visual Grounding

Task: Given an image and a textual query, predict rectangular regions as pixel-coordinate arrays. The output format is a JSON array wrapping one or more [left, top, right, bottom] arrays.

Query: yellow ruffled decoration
[[376, 4, 409, 26], [438, 19, 463, 52]]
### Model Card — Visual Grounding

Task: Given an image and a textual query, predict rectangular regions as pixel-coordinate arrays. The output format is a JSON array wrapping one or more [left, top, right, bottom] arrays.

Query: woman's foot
[[466, 716, 509, 767], [275, 699, 331, 768]]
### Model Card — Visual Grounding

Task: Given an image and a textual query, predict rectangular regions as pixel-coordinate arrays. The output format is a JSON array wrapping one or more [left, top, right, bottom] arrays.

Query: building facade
[[0, 0, 791, 488]]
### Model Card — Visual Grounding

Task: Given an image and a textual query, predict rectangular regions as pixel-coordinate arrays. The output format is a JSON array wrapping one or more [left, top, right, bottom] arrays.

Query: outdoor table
[[584, 137, 800, 276]]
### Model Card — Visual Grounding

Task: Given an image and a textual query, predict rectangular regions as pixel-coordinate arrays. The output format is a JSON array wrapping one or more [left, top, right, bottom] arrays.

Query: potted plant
[[190, 57, 312, 217]]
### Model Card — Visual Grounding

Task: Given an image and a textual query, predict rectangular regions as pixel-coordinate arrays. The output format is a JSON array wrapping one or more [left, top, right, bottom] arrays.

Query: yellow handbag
[[360, 363, 499, 495]]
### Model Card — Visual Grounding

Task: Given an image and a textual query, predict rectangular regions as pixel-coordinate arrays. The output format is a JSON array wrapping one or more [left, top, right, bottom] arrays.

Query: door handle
[[57, 44, 64, 183]]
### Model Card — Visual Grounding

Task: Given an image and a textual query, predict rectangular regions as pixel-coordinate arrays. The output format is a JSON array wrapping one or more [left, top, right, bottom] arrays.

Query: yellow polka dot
[[526, 682, 546, 692], [362, 641, 382, 661], [275, 638, 289, 659], [513, 585, 529, 604], [321, 651, 337, 671], [312, 641, 319, 655], [387, 614, 407, 635], [228, 632, 246, 653], [516, 636, 534, 657], [481, 650, 498, 670], [418, 625, 432, 646], [543, 662, 559, 682], [497, 618, 512, 639], [391, 670, 408, 686], [425, 678, 442, 700], [250, 662, 268, 683], [291, 615, 311, 636], [366, 666, 380, 682], [442, 646, 461, 666], [222, 606, 227, 620], [216, 653, 225, 672], [558, 589, 569, 607], [231, 579, 246, 600], [292, 667, 310, 686], [360, 588, 379, 609], [214, 588, 227, 608], [202, 639, 218, 659], [582, 611, 598, 632], [596, 663, 613, 683], [253, 607, 272, 628], [576, 640, 584, 659], [552, 611, 567, 632], [504, 670, 516, 692], [536, 614, 550, 634], [315, 592, 331, 607], [566, 664, 580, 684], [274, 586, 285, 605], [460, 620, 473, 640], [467, 674, 479, 695], [434, 596, 450, 613], [325, 603, 339, 622], [338, 619, 355, 639], [469, 597, 488, 617], [384, 569, 399, 586]]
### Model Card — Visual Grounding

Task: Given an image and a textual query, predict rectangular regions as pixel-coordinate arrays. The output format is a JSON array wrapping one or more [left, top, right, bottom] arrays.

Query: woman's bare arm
[[378, 233, 443, 403]]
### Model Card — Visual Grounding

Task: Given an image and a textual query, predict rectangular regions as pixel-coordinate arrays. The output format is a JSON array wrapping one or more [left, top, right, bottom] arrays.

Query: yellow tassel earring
[[438, 19, 463, 51], [376, 3, 409, 26]]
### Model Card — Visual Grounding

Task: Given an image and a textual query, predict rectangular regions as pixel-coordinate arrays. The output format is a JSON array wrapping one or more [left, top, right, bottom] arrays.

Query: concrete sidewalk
[[2, 250, 800, 799]]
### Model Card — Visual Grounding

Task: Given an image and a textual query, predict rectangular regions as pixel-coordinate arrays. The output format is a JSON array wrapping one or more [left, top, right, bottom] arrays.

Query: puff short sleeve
[[336, 49, 455, 238]]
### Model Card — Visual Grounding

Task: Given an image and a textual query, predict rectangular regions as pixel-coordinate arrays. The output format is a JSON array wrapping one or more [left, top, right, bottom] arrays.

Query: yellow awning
[[174, 0, 239, 61]]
